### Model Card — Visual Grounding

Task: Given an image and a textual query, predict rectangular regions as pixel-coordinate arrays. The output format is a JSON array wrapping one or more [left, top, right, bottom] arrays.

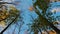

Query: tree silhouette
[[29, 0, 60, 34]]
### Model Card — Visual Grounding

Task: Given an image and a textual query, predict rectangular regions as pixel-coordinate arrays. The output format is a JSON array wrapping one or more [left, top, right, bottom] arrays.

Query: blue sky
[[17, 0, 37, 34]]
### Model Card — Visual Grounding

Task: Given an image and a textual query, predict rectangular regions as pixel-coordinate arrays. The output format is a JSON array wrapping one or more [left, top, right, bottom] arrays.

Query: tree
[[29, 0, 60, 34], [0, 6, 20, 34], [0, 0, 22, 34]]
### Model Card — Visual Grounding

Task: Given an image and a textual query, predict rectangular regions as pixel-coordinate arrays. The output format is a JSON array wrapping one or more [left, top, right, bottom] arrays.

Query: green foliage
[[33, 0, 50, 14], [6, 6, 19, 24], [29, 0, 60, 34]]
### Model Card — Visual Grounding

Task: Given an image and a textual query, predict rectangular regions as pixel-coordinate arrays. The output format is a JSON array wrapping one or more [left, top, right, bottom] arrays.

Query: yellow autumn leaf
[[49, 30, 56, 34], [5, 12, 9, 16], [9, 5, 16, 11], [0, 21, 6, 27], [0, 13, 9, 20], [1, 16, 6, 19], [9, 6, 19, 14]]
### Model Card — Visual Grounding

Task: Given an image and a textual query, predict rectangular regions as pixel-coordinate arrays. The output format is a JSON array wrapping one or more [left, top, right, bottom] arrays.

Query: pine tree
[[29, 0, 60, 34]]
